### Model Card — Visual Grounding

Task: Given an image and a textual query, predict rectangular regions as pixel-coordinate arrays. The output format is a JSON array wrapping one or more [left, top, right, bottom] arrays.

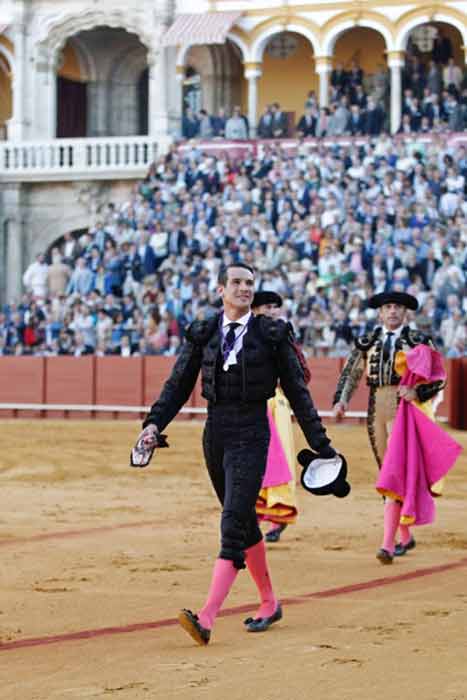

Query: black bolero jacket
[[143, 313, 335, 457]]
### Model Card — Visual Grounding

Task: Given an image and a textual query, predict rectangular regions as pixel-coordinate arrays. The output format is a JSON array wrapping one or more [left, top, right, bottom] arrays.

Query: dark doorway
[[138, 68, 149, 135], [56, 77, 88, 138]]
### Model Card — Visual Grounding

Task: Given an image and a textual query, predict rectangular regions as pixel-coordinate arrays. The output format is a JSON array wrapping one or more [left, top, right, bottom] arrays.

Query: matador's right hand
[[130, 424, 168, 468]]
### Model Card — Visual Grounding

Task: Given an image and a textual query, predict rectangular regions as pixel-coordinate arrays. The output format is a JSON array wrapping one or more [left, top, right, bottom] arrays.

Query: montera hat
[[251, 290, 283, 309], [367, 291, 418, 311], [298, 450, 351, 498]]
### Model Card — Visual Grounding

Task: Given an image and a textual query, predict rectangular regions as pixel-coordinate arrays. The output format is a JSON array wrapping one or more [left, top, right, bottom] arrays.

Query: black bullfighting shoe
[[244, 603, 283, 632], [394, 538, 416, 556], [265, 524, 287, 543], [178, 609, 211, 646], [376, 548, 394, 565]]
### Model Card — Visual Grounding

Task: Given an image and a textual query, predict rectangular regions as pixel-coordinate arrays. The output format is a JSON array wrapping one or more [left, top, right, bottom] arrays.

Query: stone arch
[[36, 9, 154, 58], [175, 27, 248, 69], [226, 30, 248, 65], [65, 35, 97, 82], [395, 6, 467, 53], [249, 17, 320, 63], [321, 11, 394, 55]]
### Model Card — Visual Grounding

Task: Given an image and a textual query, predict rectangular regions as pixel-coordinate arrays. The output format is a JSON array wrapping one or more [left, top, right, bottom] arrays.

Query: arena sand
[[1, 419, 467, 700]]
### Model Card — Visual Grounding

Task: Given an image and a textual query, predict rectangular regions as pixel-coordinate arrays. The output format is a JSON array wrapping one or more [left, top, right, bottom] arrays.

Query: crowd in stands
[[182, 29, 467, 140], [1, 129, 466, 359]]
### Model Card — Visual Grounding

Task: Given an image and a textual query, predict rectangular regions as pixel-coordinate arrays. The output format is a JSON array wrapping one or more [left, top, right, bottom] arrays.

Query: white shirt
[[379, 324, 403, 385], [381, 324, 403, 347], [222, 311, 251, 369]]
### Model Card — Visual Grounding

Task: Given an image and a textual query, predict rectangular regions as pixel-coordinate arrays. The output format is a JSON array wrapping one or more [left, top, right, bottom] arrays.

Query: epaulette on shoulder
[[355, 327, 381, 352], [258, 315, 288, 345], [185, 316, 218, 345], [404, 327, 432, 348]]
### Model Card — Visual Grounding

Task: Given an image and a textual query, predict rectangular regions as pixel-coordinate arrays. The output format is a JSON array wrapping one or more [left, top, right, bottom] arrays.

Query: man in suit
[[182, 107, 200, 139], [296, 106, 316, 137], [257, 105, 273, 139], [131, 263, 338, 645], [419, 249, 441, 290], [270, 102, 288, 138], [331, 62, 347, 93], [383, 245, 403, 282], [363, 98, 384, 136], [347, 104, 364, 135]]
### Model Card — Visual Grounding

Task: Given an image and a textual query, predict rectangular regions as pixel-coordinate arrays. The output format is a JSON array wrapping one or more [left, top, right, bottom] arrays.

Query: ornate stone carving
[[36, 7, 156, 56]]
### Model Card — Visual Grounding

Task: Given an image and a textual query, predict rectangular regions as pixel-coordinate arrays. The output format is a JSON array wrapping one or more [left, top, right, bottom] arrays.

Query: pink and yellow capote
[[256, 387, 298, 525], [376, 345, 462, 526]]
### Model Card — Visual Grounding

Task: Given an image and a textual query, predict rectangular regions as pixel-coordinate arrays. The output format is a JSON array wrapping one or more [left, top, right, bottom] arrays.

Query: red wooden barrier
[[144, 357, 191, 420], [95, 357, 144, 419], [45, 356, 95, 418], [0, 357, 45, 418], [0, 357, 463, 427], [308, 358, 342, 412]]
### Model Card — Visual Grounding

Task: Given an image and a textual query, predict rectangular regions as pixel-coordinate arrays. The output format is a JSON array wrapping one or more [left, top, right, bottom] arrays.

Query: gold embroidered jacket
[[333, 326, 445, 407]]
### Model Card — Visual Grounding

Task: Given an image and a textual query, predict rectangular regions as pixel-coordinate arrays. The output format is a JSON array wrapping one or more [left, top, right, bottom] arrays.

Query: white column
[[388, 51, 405, 135], [3, 184, 24, 303], [244, 63, 262, 138], [149, 47, 169, 139], [7, 24, 27, 141], [315, 57, 332, 108], [33, 45, 57, 139]]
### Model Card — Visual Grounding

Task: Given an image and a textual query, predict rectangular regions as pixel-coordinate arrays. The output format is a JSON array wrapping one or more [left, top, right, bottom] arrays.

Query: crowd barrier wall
[[0, 357, 464, 428]]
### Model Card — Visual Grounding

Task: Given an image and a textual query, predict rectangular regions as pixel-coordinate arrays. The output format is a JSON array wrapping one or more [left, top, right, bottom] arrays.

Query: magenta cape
[[262, 408, 293, 488], [376, 345, 462, 526]]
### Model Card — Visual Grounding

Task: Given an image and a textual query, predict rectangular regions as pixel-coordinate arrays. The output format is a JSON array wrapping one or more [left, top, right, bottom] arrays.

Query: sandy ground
[[1, 419, 467, 700]]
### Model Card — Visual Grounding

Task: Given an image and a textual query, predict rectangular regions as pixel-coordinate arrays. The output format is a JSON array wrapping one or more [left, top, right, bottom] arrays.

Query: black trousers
[[202, 402, 270, 569]]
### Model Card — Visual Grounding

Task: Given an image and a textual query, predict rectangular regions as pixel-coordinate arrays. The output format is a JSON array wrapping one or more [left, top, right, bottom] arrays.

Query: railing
[[0, 137, 159, 181]]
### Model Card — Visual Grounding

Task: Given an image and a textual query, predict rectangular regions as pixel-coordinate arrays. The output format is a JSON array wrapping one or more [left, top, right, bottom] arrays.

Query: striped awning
[[162, 12, 241, 47]]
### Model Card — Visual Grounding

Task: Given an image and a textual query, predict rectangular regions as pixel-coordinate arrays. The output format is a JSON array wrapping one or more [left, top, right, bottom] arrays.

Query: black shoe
[[376, 548, 394, 565], [178, 609, 211, 646], [394, 538, 416, 557], [244, 603, 283, 632], [265, 524, 287, 543]]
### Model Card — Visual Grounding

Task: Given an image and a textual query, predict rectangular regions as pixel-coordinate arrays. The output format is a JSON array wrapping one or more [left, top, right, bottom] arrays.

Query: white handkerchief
[[223, 349, 237, 371]]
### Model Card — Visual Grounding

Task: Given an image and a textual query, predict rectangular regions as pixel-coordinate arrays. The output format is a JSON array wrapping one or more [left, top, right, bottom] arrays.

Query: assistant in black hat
[[251, 291, 283, 309], [367, 291, 419, 311]]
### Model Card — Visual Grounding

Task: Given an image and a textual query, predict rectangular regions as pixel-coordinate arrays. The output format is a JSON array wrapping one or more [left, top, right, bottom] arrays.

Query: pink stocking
[[245, 540, 277, 619], [399, 523, 412, 546], [382, 500, 401, 555], [198, 558, 238, 630]]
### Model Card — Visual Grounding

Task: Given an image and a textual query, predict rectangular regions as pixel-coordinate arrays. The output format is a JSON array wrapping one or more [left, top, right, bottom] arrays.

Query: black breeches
[[202, 403, 270, 569]]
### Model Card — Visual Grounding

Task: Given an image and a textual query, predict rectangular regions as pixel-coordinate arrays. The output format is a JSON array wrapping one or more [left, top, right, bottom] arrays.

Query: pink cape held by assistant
[[376, 345, 463, 526]]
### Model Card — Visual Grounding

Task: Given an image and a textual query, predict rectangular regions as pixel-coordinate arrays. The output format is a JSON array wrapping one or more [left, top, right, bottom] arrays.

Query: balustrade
[[0, 137, 159, 181]]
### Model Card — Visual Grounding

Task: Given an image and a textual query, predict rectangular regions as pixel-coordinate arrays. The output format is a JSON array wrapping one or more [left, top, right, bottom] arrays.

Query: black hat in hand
[[298, 450, 351, 498]]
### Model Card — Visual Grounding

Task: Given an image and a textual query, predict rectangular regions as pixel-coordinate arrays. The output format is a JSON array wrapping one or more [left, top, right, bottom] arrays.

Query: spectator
[[270, 103, 288, 138], [211, 107, 227, 138], [443, 57, 463, 92], [225, 106, 248, 140], [198, 109, 213, 139], [182, 107, 199, 139], [67, 257, 94, 296], [23, 253, 48, 299], [257, 105, 273, 139]]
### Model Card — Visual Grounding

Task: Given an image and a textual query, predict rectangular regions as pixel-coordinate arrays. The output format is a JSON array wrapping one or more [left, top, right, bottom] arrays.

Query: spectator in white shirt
[[23, 253, 49, 299]]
